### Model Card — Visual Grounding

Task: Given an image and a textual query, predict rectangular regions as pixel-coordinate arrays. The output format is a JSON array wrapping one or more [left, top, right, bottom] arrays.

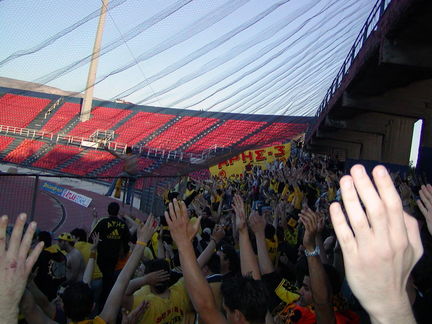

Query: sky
[[0, 0, 378, 117]]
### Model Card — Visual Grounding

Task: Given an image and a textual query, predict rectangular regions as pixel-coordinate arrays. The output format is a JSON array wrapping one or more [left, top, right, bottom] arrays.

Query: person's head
[[57, 233, 75, 250], [70, 228, 87, 242], [221, 276, 269, 324], [298, 264, 341, 307], [38, 231, 52, 247], [125, 147, 132, 154], [217, 244, 240, 275], [144, 259, 171, 294], [62, 282, 94, 321], [108, 202, 120, 216], [204, 253, 221, 275]]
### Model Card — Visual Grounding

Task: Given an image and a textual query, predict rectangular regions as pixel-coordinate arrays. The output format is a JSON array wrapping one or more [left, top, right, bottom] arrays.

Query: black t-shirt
[[92, 216, 130, 259], [34, 249, 67, 301]]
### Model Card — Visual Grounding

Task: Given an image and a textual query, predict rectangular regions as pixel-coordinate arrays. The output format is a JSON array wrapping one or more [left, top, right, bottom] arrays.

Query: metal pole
[[30, 175, 39, 222], [80, 0, 110, 122]]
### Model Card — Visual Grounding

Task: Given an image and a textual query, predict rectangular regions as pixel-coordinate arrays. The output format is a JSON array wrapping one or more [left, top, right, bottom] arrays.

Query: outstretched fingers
[[8, 213, 27, 258], [339, 175, 371, 242], [329, 202, 356, 253], [372, 166, 405, 234]]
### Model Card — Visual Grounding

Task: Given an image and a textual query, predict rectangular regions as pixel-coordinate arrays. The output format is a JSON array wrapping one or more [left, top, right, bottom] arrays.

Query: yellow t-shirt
[[265, 236, 279, 264], [71, 316, 106, 324], [74, 241, 103, 280], [133, 278, 192, 324]]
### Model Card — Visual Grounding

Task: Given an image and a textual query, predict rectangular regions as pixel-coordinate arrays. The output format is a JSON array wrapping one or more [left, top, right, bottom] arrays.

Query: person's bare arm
[[300, 210, 335, 324], [232, 194, 261, 279], [197, 225, 225, 268], [300, 208, 329, 265], [165, 199, 227, 324], [0, 213, 44, 323], [125, 270, 170, 296], [20, 290, 58, 324], [249, 212, 274, 275], [99, 215, 157, 324], [83, 232, 99, 285], [330, 165, 423, 324]]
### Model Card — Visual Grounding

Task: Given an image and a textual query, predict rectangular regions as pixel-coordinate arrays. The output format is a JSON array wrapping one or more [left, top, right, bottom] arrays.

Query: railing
[[315, 0, 392, 117], [0, 124, 220, 163]]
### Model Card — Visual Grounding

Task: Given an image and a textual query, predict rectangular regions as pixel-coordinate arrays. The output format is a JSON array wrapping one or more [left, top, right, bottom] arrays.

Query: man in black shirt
[[91, 202, 130, 306]]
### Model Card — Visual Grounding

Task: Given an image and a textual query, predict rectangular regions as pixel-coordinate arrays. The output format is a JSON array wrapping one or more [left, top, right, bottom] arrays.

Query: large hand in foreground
[[0, 213, 44, 321], [165, 199, 201, 247], [330, 165, 422, 322], [417, 184, 432, 235]]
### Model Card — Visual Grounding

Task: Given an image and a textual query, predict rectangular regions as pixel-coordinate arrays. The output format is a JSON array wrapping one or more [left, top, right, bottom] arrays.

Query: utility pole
[[80, 0, 109, 121]]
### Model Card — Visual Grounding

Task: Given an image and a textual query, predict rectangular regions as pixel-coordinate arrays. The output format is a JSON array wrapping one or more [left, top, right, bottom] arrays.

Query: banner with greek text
[[41, 182, 92, 207], [209, 143, 291, 178]]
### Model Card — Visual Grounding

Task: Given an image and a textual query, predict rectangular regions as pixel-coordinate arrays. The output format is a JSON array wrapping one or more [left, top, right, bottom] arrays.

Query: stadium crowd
[[1, 149, 432, 324]]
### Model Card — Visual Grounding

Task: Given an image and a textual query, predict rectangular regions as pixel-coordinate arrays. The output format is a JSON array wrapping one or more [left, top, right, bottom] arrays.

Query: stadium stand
[[60, 150, 115, 176], [0, 136, 15, 152], [3, 139, 45, 164], [0, 94, 50, 128], [114, 111, 175, 145], [32, 145, 83, 170], [238, 122, 308, 147], [42, 102, 81, 133], [146, 116, 218, 151], [68, 106, 131, 137], [186, 120, 266, 152]]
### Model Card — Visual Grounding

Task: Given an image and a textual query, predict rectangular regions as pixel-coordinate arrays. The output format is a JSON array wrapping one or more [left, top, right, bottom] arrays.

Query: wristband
[[136, 240, 147, 247], [304, 246, 320, 257]]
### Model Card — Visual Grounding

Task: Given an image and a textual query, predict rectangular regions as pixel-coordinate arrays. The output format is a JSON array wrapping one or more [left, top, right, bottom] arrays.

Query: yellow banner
[[209, 143, 291, 178]]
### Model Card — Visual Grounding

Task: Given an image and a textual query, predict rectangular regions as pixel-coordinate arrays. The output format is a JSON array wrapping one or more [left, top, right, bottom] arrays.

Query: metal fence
[[0, 173, 179, 232]]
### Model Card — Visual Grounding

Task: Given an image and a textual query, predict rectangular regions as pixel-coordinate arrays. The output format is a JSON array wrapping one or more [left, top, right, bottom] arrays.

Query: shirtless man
[[57, 233, 85, 283], [105, 146, 139, 205]]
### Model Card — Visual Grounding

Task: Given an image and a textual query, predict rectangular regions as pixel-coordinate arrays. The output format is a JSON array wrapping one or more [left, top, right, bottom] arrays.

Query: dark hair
[[62, 282, 94, 321], [221, 244, 240, 274], [125, 147, 132, 154], [221, 276, 269, 322], [38, 231, 52, 247], [71, 228, 87, 242], [108, 202, 120, 216], [207, 253, 221, 274], [265, 224, 276, 240], [144, 259, 171, 294]]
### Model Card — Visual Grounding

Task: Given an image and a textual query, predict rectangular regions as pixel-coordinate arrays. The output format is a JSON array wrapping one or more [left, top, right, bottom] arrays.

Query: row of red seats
[[60, 150, 115, 176], [0, 94, 51, 128], [0, 136, 15, 151], [68, 106, 131, 137], [114, 112, 175, 145], [3, 139, 45, 164], [239, 122, 308, 147], [32, 145, 83, 170], [186, 120, 266, 152], [42, 102, 81, 133], [147, 116, 218, 151]]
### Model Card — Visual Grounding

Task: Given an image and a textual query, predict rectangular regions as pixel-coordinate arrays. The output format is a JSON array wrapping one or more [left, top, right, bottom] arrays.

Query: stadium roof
[[0, 0, 377, 116]]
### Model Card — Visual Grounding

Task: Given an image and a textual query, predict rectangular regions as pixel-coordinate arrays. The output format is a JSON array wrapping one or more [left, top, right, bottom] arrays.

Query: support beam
[[381, 38, 432, 69], [80, 0, 109, 122], [310, 138, 361, 160]]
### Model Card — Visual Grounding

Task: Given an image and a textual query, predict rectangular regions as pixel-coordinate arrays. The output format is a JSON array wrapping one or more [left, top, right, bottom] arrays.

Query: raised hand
[[417, 184, 432, 235], [0, 213, 44, 322], [299, 208, 319, 251], [211, 224, 225, 244], [249, 210, 266, 235], [90, 232, 100, 252], [232, 194, 247, 233], [165, 199, 201, 247], [330, 165, 423, 322], [137, 214, 157, 244], [144, 269, 171, 286], [121, 301, 148, 324]]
